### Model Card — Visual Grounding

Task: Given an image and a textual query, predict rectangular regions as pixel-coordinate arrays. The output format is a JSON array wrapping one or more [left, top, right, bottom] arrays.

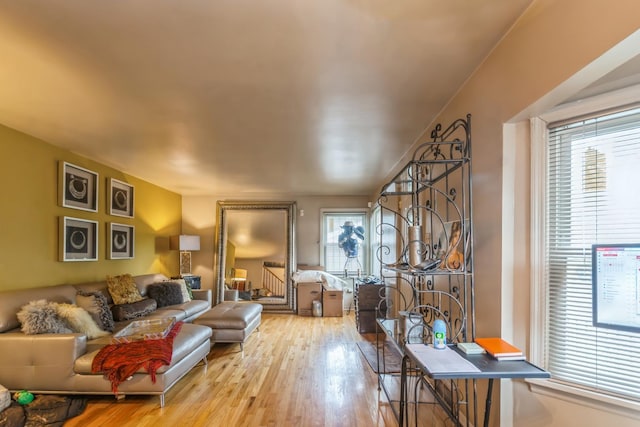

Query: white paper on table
[[405, 344, 481, 374]]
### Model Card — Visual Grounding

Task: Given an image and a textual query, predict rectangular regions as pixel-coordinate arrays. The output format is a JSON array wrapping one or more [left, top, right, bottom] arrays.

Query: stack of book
[[474, 337, 525, 361]]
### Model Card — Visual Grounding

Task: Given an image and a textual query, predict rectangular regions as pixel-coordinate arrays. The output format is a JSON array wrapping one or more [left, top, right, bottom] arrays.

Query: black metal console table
[[401, 344, 550, 427]]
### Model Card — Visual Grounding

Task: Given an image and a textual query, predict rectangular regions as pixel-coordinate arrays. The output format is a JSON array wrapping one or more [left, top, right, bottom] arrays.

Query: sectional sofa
[[0, 273, 213, 407]]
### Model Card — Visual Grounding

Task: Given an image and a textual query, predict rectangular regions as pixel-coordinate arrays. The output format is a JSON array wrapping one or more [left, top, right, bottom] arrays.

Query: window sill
[[526, 378, 640, 420]]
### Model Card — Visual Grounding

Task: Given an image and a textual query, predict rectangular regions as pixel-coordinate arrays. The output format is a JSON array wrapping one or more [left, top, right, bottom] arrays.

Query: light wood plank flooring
[[64, 312, 400, 427]]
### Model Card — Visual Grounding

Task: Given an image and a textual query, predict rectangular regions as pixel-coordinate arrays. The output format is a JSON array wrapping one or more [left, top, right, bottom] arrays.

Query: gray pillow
[[16, 300, 72, 334], [147, 282, 184, 307], [110, 298, 157, 322], [76, 290, 115, 332]]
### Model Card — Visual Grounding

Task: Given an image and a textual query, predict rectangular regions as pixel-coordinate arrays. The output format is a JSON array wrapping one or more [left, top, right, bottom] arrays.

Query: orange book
[[474, 337, 523, 359]]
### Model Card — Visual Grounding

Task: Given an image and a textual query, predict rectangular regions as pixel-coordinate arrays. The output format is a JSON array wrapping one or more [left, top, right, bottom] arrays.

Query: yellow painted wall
[[0, 124, 182, 290]]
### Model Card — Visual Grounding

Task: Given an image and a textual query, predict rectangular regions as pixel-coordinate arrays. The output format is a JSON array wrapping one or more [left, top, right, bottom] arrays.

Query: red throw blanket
[[92, 321, 183, 394]]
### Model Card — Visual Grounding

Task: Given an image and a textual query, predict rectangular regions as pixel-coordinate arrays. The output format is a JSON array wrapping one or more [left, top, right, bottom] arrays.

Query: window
[[321, 210, 368, 276], [538, 104, 640, 403]]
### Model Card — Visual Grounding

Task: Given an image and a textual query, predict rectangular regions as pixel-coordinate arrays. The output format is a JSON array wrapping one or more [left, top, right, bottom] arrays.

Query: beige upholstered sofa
[[0, 274, 212, 407]]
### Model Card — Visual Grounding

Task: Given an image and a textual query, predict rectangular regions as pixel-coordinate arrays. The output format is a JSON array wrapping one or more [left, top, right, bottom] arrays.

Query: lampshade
[[170, 235, 200, 251], [232, 268, 247, 280]]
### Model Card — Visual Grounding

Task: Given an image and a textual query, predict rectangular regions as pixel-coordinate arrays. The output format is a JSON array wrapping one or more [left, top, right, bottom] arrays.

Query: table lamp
[[170, 235, 200, 276]]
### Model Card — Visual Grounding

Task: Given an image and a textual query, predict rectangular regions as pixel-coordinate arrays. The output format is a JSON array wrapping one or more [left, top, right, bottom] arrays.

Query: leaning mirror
[[214, 201, 296, 313]]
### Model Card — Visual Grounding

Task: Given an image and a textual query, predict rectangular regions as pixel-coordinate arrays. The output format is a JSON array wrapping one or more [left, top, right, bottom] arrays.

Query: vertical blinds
[[546, 107, 640, 400]]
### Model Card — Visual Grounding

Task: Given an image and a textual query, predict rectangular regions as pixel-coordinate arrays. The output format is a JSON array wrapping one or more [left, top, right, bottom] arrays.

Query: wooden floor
[[64, 312, 400, 427]]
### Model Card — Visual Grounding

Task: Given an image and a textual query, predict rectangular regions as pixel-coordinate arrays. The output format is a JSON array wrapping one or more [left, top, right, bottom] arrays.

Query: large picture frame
[[108, 222, 135, 259], [59, 162, 98, 212], [108, 178, 134, 217], [60, 217, 98, 262]]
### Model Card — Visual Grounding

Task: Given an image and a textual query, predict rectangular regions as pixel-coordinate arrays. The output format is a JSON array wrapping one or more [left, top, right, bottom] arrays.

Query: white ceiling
[[0, 0, 535, 197]]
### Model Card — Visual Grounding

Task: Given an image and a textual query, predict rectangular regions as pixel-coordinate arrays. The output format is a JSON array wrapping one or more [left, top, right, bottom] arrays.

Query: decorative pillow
[[110, 298, 157, 322], [16, 300, 72, 335], [106, 274, 143, 305], [164, 279, 192, 302], [76, 290, 115, 332], [55, 303, 110, 340], [185, 282, 193, 300], [148, 282, 184, 307]]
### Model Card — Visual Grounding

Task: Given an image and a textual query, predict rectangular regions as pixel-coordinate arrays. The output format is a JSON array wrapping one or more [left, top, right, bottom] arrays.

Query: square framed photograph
[[60, 217, 98, 262], [108, 178, 134, 217], [59, 162, 99, 212], [108, 222, 135, 259]]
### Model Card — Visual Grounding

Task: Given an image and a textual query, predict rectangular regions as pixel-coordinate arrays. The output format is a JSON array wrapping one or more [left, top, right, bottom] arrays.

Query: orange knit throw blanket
[[91, 321, 183, 394]]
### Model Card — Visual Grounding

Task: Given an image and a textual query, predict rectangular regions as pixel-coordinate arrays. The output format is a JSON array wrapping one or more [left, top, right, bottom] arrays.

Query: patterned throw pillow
[[76, 290, 115, 332], [106, 274, 143, 305], [110, 298, 158, 321]]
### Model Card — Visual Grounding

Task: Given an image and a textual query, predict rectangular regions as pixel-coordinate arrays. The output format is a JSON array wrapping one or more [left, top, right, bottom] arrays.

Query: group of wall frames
[[58, 161, 135, 261]]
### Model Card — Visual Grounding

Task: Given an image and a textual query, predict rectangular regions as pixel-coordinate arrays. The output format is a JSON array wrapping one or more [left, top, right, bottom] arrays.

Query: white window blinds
[[321, 212, 367, 275], [546, 106, 640, 400]]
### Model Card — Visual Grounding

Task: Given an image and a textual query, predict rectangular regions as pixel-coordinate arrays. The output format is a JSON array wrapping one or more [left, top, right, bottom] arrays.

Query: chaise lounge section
[[194, 301, 262, 351]]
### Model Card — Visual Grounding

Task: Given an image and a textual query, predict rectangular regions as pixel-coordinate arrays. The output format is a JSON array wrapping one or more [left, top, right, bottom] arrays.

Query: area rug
[[0, 395, 87, 426], [357, 339, 404, 374]]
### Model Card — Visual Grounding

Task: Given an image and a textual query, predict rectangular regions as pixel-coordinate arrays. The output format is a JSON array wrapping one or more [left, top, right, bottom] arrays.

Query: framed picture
[[60, 217, 98, 262], [59, 162, 98, 212], [108, 222, 134, 259], [108, 178, 134, 217]]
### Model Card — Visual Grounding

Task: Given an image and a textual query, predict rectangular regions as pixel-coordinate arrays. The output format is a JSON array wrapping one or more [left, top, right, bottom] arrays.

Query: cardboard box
[[297, 282, 322, 316], [322, 287, 344, 317]]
